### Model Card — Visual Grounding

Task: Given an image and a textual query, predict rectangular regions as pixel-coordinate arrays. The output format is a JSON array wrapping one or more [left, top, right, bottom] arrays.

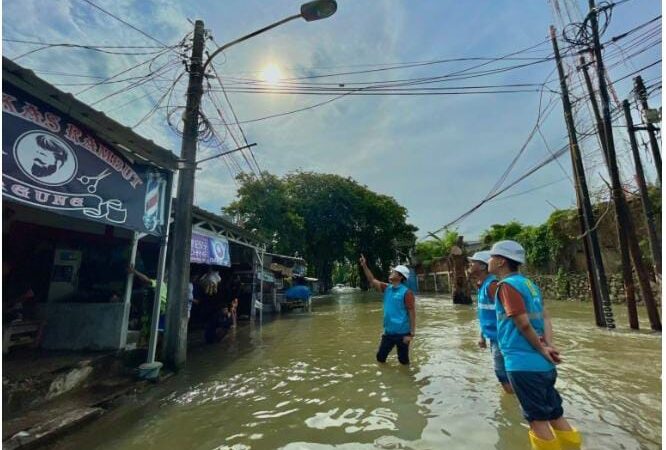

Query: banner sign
[[258, 270, 275, 283], [2, 83, 171, 236], [190, 233, 231, 267]]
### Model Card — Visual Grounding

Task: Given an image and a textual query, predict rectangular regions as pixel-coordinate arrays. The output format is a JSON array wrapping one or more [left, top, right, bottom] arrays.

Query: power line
[[3, 38, 167, 48], [8, 42, 168, 61], [494, 177, 570, 201], [87, 58, 181, 106], [215, 40, 568, 126], [212, 88, 547, 96], [207, 44, 263, 176], [77, 0, 173, 49], [211, 19, 659, 125], [73, 48, 177, 96]]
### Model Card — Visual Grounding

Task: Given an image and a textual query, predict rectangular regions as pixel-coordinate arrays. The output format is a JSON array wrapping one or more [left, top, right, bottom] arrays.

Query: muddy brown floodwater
[[47, 292, 661, 450]]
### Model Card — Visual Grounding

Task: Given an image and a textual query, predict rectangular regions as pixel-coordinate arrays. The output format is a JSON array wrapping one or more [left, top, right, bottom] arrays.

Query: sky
[[3, 0, 661, 241]]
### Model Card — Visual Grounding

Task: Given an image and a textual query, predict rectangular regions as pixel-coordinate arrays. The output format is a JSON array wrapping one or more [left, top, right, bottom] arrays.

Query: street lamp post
[[164, 1, 337, 369]]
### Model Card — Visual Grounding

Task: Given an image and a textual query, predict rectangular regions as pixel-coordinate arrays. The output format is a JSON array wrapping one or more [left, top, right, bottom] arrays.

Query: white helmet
[[467, 250, 492, 265], [489, 240, 526, 265], [392, 265, 411, 280]]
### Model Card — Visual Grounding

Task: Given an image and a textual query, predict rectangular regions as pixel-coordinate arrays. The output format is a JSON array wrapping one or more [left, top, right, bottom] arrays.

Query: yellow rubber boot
[[553, 428, 582, 448], [529, 430, 562, 450]]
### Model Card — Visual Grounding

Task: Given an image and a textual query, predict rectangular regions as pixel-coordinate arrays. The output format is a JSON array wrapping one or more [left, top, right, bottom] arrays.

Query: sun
[[260, 64, 282, 85]]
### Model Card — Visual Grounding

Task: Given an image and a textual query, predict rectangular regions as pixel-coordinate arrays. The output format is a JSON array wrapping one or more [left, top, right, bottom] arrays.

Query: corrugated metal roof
[[191, 204, 268, 246]]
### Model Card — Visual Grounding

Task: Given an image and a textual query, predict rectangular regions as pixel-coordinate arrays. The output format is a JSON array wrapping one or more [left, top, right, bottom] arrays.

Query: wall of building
[[37, 303, 127, 350]]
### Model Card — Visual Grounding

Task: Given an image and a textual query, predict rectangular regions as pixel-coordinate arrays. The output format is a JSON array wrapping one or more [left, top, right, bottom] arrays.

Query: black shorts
[[507, 369, 564, 422], [376, 334, 410, 365]]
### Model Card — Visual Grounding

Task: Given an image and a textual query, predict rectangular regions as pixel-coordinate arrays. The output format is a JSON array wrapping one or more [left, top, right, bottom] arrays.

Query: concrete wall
[[529, 273, 662, 304], [37, 303, 127, 350]]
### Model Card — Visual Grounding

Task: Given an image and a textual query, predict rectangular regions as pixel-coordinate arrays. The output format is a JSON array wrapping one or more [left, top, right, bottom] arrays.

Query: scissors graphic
[[77, 169, 112, 194]]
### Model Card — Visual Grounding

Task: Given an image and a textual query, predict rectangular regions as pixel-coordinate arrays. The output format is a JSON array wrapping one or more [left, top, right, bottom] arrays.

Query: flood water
[[48, 292, 661, 450]]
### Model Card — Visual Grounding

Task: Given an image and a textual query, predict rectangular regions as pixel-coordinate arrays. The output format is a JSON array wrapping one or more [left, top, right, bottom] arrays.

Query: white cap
[[392, 265, 411, 280], [467, 250, 492, 265], [489, 240, 526, 265]]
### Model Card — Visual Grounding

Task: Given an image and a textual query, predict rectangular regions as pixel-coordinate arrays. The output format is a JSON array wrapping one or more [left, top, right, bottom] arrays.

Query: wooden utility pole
[[634, 76, 662, 185], [588, 0, 661, 331], [551, 27, 612, 328], [622, 100, 661, 276], [580, 56, 638, 325]]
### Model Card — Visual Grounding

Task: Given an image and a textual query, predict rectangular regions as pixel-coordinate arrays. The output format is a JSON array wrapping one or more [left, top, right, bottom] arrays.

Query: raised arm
[[359, 254, 384, 292], [128, 265, 152, 285]]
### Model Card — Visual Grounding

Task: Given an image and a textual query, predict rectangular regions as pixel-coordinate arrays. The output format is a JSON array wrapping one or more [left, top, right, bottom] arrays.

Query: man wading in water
[[359, 254, 415, 365], [489, 240, 581, 450], [468, 250, 513, 394]]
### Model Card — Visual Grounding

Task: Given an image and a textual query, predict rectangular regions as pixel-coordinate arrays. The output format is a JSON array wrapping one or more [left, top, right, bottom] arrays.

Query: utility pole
[[634, 76, 662, 185], [622, 99, 661, 276], [551, 26, 612, 328], [580, 56, 638, 324], [588, 0, 661, 331], [579, 57, 607, 163], [165, 20, 206, 368]]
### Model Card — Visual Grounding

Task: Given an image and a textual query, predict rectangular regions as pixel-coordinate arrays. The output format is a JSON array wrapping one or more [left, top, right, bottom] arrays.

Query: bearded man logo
[[14, 131, 77, 186]]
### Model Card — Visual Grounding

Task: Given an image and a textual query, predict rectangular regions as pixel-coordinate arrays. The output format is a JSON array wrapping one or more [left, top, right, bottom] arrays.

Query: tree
[[414, 230, 459, 270], [481, 220, 524, 245], [227, 172, 305, 254], [481, 220, 560, 272], [225, 171, 417, 289]]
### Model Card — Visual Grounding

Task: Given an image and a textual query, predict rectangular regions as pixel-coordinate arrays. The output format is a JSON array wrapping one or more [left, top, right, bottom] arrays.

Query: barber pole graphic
[[143, 172, 165, 232]]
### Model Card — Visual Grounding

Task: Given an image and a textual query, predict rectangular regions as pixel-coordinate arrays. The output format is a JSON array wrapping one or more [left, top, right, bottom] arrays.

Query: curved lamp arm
[[201, 0, 337, 73], [202, 14, 302, 73]]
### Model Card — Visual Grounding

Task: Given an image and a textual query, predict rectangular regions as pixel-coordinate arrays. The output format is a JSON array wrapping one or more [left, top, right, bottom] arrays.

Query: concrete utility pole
[[579, 57, 607, 162], [588, 0, 661, 331], [634, 76, 662, 185], [551, 26, 613, 328], [622, 100, 661, 277], [163, 2, 338, 368], [164, 20, 206, 369], [579, 56, 638, 324]]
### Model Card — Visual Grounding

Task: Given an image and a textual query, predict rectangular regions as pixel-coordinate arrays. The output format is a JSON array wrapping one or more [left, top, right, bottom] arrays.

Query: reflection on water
[[47, 292, 661, 450]]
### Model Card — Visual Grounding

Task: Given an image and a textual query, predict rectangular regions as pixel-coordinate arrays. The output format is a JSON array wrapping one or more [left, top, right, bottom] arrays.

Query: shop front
[[186, 207, 267, 334], [2, 58, 178, 351]]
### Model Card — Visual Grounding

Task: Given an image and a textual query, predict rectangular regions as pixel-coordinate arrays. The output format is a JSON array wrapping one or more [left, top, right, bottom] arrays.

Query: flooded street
[[47, 292, 661, 450]]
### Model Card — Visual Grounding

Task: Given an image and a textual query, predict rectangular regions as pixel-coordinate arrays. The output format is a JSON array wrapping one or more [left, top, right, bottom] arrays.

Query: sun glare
[[260, 64, 282, 85]]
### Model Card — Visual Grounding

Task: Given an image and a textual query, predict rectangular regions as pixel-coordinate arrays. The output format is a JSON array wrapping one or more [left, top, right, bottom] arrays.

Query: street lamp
[[162, 1, 338, 369], [203, 0, 337, 72]]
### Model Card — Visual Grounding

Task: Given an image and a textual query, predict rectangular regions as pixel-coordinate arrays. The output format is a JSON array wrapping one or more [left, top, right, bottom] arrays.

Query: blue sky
[[3, 0, 661, 240]]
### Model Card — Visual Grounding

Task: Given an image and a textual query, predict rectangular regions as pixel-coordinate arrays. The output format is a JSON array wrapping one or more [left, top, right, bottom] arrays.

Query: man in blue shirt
[[360, 254, 416, 365], [489, 240, 581, 450], [468, 250, 512, 394]]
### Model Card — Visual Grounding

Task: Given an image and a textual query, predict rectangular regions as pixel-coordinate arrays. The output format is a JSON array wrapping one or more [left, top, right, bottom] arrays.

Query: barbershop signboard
[[190, 232, 231, 267], [2, 83, 171, 236]]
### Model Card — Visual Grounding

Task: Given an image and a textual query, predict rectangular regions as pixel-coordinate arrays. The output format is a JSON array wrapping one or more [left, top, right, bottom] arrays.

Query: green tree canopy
[[224, 171, 417, 289], [414, 230, 459, 270]]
